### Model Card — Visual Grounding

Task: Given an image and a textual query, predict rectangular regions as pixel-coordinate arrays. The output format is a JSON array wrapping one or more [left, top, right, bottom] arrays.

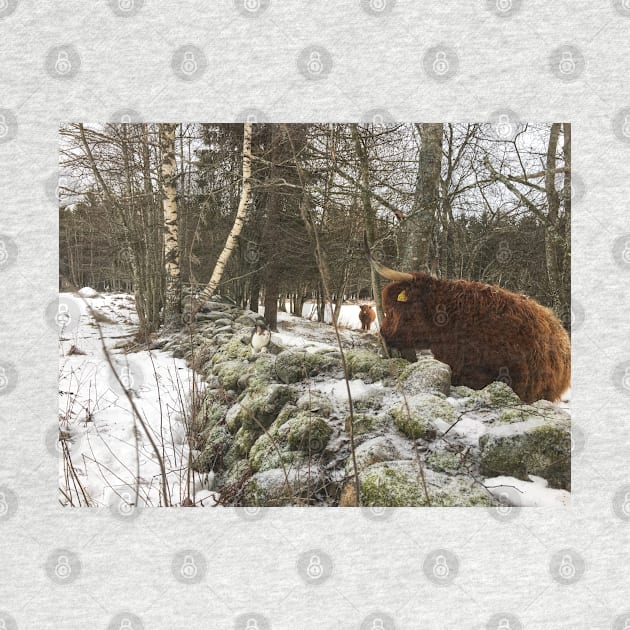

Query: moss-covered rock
[[191, 425, 233, 473], [239, 384, 297, 431], [390, 393, 457, 440], [202, 300, 233, 312], [426, 450, 463, 473], [345, 436, 410, 474], [248, 434, 276, 472], [213, 317, 234, 327], [312, 348, 342, 366], [286, 414, 332, 453], [496, 404, 541, 424], [213, 333, 233, 346], [353, 391, 386, 412], [273, 350, 308, 384], [400, 355, 452, 396], [248, 433, 305, 473], [357, 461, 427, 506], [479, 414, 571, 489], [340, 461, 496, 507], [450, 385, 475, 398], [232, 426, 259, 458], [296, 391, 334, 417], [199, 310, 234, 322], [225, 402, 243, 433], [469, 381, 522, 408], [269, 404, 299, 435], [274, 350, 339, 384], [242, 465, 324, 506], [344, 350, 400, 382], [241, 354, 277, 388], [345, 349, 377, 376], [237, 372, 254, 391], [211, 336, 252, 364], [368, 359, 408, 382], [214, 360, 251, 390], [344, 413, 384, 437]]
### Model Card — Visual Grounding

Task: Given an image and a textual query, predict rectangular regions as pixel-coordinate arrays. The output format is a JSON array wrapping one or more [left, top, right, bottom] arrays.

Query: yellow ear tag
[[397, 290, 407, 302]]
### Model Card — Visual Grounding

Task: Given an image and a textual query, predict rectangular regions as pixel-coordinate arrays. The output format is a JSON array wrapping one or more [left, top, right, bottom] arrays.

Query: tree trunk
[[351, 124, 384, 325], [260, 126, 284, 331], [401, 123, 443, 271], [195, 123, 253, 307], [159, 123, 181, 326], [263, 278, 279, 330], [142, 124, 163, 328], [544, 123, 562, 311], [560, 122, 571, 312], [249, 273, 260, 312]]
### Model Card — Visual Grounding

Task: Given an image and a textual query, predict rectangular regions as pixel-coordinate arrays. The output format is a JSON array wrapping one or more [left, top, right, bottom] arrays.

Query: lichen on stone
[[426, 450, 463, 473], [238, 384, 297, 432], [344, 350, 399, 382], [344, 412, 383, 437], [345, 435, 408, 474], [214, 359, 251, 390], [390, 393, 456, 440], [211, 335, 252, 364], [296, 391, 334, 417], [343, 461, 496, 507], [274, 350, 339, 384], [479, 416, 571, 489], [248, 433, 305, 473], [468, 381, 522, 408], [400, 355, 452, 396], [286, 413, 332, 453]]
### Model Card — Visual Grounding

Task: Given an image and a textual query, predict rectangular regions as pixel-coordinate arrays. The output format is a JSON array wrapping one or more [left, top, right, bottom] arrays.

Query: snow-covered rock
[[78, 286, 100, 298], [479, 412, 571, 490]]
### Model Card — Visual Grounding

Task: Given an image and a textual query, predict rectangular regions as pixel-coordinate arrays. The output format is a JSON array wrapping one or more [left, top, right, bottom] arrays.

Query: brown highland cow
[[358, 304, 376, 332], [365, 236, 570, 403]]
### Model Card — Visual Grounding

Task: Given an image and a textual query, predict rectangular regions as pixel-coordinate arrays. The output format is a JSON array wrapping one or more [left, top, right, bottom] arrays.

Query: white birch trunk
[[195, 123, 253, 307], [159, 123, 181, 324]]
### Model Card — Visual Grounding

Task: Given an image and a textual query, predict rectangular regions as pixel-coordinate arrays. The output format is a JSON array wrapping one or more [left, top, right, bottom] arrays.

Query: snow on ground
[[484, 475, 571, 508], [273, 306, 378, 352], [59, 290, 570, 510], [265, 301, 379, 333], [313, 378, 386, 403], [299, 302, 380, 331], [58, 291, 212, 508]]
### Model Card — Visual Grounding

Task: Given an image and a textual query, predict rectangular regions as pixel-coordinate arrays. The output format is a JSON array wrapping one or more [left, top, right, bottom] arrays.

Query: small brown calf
[[358, 304, 376, 332]]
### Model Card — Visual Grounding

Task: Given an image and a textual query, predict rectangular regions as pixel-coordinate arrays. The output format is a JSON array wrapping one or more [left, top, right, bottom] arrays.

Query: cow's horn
[[363, 232, 414, 281]]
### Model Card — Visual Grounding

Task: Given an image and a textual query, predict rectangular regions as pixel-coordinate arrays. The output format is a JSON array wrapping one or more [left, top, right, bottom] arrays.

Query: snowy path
[[58, 292, 211, 509]]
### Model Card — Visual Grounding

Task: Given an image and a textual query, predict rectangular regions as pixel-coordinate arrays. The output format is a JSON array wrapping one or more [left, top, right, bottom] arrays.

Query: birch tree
[[194, 122, 253, 309], [159, 123, 181, 325]]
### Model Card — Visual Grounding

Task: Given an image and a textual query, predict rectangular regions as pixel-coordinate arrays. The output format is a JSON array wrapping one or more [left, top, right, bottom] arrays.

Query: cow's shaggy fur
[[380, 273, 570, 403], [358, 304, 376, 332]]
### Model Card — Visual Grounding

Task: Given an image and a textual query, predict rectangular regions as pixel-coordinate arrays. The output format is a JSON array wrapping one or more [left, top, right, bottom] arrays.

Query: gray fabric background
[[1, 1, 629, 628]]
